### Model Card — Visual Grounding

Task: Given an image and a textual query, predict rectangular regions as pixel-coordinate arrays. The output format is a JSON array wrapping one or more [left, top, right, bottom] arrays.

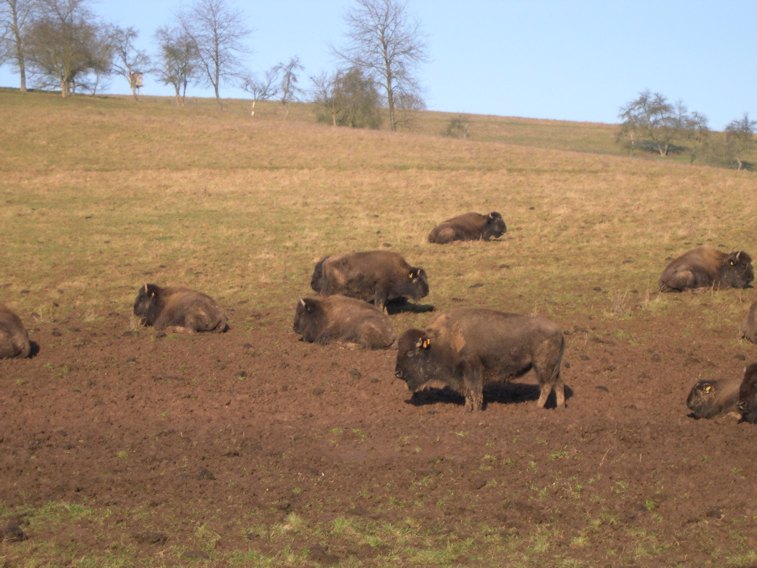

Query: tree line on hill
[[617, 90, 754, 170], [0, 0, 426, 131]]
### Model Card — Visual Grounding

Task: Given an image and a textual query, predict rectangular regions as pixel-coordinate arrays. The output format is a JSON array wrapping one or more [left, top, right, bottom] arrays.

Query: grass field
[[0, 90, 755, 567]]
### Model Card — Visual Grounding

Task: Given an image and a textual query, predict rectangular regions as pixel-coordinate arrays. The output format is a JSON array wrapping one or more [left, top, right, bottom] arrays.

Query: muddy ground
[[0, 298, 755, 566]]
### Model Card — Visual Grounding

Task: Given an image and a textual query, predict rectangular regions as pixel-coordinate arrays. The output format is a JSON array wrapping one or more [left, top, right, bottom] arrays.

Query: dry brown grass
[[0, 90, 754, 334]]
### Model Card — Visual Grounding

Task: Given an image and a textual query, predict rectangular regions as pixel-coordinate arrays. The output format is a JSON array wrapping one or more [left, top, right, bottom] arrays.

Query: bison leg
[[659, 269, 696, 292], [462, 363, 485, 411], [534, 340, 565, 409], [161, 325, 196, 335]]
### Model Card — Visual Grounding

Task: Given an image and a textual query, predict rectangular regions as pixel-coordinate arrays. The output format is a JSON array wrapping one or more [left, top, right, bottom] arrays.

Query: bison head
[[486, 211, 507, 239], [738, 363, 757, 424], [686, 379, 729, 419], [721, 250, 754, 289], [293, 297, 324, 342], [133, 283, 162, 326], [406, 268, 430, 301], [394, 328, 436, 392]]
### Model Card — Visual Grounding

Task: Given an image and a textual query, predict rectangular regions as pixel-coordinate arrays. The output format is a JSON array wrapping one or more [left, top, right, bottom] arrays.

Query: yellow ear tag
[[408, 271, 414, 279], [421, 338, 431, 349], [702, 384, 713, 394]]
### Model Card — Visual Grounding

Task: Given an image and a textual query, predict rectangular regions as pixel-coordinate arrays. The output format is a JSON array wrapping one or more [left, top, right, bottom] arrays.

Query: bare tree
[[337, 0, 427, 131], [179, 0, 250, 108], [24, 0, 109, 97], [724, 113, 756, 170], [274, 56, 302, 119], [155, 25, 198, 105], [108, 25, 150, 100], [0, 0, 39, 92], [240, 66, 277, 117]]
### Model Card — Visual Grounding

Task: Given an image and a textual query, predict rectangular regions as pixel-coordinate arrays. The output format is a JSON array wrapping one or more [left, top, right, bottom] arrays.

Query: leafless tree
[[108, 26, 150, 100], [724, 113, 756, 170], [24, 0, 110, 97], [0, 0, 39, 91], [337, 0, 427, 131], [178, 0, 250, 108], [154, 25, 198, 105], [240, 67, 278, 117], [274, 56, 302, 119]]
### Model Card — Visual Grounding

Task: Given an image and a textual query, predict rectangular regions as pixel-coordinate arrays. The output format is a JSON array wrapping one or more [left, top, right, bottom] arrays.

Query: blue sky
[[2, 0, 755, 129]]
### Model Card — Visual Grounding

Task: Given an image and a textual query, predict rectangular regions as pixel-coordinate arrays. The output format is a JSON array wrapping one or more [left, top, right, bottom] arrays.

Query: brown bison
[[0, 304, 31, 359], [737, 363, 757, 424], [659, 245, 753, 292], [427, 211, 507, 244], [686, 377, 741, 419], [133, 284, 228, 333], [293, 294, 395, 349], [740, 301, 757, 343], [310, 250, 429, 311], [394, 308, 565, 411]]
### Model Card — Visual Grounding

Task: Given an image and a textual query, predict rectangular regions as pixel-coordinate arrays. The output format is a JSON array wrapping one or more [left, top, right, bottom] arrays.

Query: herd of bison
[[2, 210, 756, 423]]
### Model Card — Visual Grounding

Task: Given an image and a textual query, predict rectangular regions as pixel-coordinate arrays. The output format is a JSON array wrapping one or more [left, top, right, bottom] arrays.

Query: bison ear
[[415, 337, 431, 350]]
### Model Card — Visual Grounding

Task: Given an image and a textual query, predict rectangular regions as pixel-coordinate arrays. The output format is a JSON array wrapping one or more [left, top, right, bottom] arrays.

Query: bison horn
[[143, 283, 148, 292], [299, 298, 306, 307]]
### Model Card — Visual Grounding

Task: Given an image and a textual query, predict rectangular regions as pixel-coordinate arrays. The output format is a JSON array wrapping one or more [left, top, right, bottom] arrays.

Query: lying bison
[[659, 245, 753, 292], [737, 363, 757, 424], [293, 294, 395, 349], [740, 301, 757, 343], [688, 363, 757, 423], [686, 378, 741, 419], [133, 284, 228, 333], [0, 304, 31, 359], [310, 250, 429, 311], [394, 308, 565, 411], [427, 211, 506, 244]]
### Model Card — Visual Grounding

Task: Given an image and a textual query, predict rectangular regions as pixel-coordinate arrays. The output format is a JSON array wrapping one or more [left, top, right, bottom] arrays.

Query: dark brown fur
[[293, 295, 395, 349], [427, 211, 506, 244], [740, 301, 757, 343], [686, 377, 741, 419], [310, 251, 429, 310], [0, 303, 31, 359], [394, 308, 565, 411], [737, 363, 757, 423], [659, 245, 753, 292], [133, 284, 228, 333]]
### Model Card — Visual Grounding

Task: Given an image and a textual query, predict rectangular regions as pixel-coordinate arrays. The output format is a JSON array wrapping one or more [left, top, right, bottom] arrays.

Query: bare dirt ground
[[1, 298, 755, 566]]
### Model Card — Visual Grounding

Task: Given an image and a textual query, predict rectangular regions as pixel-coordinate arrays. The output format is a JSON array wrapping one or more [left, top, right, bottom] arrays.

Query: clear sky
[[2, 0, 755, 129]]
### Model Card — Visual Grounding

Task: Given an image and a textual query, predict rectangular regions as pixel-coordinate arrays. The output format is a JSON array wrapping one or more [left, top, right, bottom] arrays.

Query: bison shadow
[[385, 298, 435, 315], [28, 341, 41, 358], [407, 382, 573, 409]]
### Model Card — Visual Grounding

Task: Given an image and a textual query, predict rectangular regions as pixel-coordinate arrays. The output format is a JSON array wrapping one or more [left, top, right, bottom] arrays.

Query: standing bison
[[427, 211, 506, 244], [738, 363, 757, 423], [740, 301, 757, 343], [394, 308, 565, 411], [293, 294, 395, 349], [133, 284, 228, 333], [310, 250, 429, 311], [659, 245, 753, 292], [0, 304, 31, 359]]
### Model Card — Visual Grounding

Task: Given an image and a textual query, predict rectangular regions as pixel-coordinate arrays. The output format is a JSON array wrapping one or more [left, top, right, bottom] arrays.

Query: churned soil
[[0, 304, 755, 566]]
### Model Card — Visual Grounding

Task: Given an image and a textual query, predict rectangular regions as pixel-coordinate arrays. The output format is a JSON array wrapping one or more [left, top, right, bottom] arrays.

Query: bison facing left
[[394, 308, 565, 411], [133, 284, 228, 334], [293, 295, 395, 349], [0, 303, 31, 359]]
